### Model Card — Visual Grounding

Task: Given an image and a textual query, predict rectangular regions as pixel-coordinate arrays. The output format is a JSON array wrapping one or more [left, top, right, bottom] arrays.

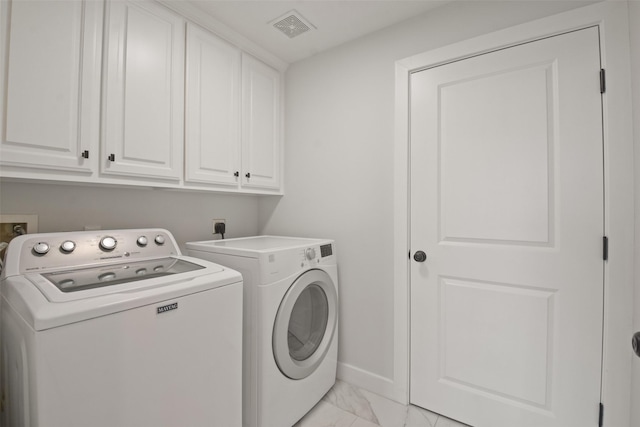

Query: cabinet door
[[0, 0, 102, 173], [102, 0, 184, 180], [185, 24, 241, 186], [241, 54, 282, 191]]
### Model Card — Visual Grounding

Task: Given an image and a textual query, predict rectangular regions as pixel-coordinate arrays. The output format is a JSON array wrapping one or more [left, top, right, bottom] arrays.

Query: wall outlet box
[[213, 219, 225, 234], [0, 214, 39, 247]]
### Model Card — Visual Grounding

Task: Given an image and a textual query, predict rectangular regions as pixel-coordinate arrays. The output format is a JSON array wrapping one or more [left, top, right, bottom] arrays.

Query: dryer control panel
[[320, 244, 333, 258], [4, 229, 180, 275], [298, 243, 334, 269]]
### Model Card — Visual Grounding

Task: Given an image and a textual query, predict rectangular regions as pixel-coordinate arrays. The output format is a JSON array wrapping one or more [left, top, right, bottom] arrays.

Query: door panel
[[185, 23, 241, 186], [102, 0, 184, 180], [439, 277, 554, 406], [439, 63, 553, 245], [410, 27, 603, 427], [241, 54, 281, 190], [1, 0, 102, 172]]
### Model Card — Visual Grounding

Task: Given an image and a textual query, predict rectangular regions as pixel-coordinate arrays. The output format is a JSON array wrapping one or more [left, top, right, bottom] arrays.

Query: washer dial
[[100, 236, 117, 251], [60, 240, 76, 253], [33, 242, 50, 255]]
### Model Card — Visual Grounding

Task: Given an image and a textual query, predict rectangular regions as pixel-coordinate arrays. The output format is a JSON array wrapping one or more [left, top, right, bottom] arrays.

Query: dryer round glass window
[[288, 284, 328, 361], [273, 269, 338, 380]]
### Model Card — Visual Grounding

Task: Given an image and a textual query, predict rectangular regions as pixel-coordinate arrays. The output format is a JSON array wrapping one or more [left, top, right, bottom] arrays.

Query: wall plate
[[0, 214, 39, 247]]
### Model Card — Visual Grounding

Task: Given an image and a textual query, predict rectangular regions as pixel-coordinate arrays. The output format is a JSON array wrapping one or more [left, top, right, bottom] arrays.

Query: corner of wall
[[337, 362, 399, 403]]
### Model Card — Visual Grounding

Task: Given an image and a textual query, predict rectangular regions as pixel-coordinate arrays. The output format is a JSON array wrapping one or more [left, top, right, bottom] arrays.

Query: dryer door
[[273, 269, 337, 380]]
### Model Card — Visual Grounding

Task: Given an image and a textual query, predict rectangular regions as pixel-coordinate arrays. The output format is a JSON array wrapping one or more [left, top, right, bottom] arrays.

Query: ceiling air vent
[[271, 10, 316, 39]]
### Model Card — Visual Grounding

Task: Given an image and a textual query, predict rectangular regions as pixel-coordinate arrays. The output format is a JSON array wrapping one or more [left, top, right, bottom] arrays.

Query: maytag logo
[[157, 302, 178, 314]]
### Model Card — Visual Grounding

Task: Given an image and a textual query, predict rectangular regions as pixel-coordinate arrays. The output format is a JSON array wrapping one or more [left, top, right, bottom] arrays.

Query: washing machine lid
[[41, 257, 204, 293], [3, 257, 241, 331], [25, 256, 224, 303]]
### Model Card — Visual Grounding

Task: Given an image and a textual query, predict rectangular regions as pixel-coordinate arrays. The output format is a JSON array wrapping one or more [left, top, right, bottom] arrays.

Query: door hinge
[[600, 69, 606, 94], [603, 236, 609, 261], [599, 402, 604, 427]]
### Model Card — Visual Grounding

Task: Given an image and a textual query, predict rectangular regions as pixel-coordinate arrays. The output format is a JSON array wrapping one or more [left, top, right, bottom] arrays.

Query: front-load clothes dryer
[[0, 229, 243, 427], [186, 236, 339, 427]]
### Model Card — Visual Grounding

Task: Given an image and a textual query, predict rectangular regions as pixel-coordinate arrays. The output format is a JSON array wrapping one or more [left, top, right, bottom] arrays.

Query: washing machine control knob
[[33, 242, 50, 255], [100, 236, 117, 251], [154, 235, 165, 246], [305, 248, 316, 260], [60, 240, 76, 253], [137, 236, 148, 247]]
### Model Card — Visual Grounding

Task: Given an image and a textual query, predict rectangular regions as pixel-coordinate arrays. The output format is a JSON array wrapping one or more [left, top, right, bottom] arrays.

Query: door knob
[[413, 251, 427, 262]]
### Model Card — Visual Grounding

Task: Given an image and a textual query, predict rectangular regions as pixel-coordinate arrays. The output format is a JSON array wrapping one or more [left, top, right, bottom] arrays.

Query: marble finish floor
[[295, 380, 470, 427]]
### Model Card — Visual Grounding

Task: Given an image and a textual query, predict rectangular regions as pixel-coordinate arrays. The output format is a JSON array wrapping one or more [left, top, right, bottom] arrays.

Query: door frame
[[393, 3, 634, 426]]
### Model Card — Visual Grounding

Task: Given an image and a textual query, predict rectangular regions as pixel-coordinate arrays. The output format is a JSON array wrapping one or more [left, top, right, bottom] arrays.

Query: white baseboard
[[336, 361, 402, 403]]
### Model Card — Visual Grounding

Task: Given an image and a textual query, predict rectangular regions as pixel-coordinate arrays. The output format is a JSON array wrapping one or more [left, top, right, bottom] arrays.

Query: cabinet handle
[[81, 150, 89, 159], [234, 171, 239, 177], [108, 154, 115, 162], [245, 173, 251, 179]]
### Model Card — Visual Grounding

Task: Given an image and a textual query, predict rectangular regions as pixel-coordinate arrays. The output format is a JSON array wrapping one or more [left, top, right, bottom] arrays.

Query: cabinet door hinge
[[603, 236, 609, 261], [600, 69, 606, 94], [599, 402, 604, 427]]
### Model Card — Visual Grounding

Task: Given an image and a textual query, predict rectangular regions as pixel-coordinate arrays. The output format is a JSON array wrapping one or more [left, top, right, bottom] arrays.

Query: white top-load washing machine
[[0, 228, 243, 427], [186, 236, 338, 427]]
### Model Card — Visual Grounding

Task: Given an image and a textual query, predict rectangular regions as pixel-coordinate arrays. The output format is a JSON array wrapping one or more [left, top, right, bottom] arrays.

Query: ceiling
[[185, 1, 448, 64]]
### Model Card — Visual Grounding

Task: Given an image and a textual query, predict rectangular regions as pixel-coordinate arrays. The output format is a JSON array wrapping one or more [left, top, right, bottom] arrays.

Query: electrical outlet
[[212, 219, 226, 234]]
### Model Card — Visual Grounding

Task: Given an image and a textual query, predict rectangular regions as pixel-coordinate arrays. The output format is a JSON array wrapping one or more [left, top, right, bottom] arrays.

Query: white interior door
[[409, 27, 604, 427]]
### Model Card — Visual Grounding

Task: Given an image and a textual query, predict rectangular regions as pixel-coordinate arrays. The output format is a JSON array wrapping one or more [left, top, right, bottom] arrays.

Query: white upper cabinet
[[186, 38, 282, 193], [241, 54, 282, 191], [0, 0, 103, 173], [0, 0, 283, 194], [185, 23, 241, 186], [102, 0, 185, 180]]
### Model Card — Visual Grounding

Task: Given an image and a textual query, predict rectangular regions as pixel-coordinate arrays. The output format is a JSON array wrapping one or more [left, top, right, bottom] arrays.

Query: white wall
[[0, 181, 260, 250], [1, 0, 628, 414], [630, 1, 640, 425], [259, 0, 595, 396]]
